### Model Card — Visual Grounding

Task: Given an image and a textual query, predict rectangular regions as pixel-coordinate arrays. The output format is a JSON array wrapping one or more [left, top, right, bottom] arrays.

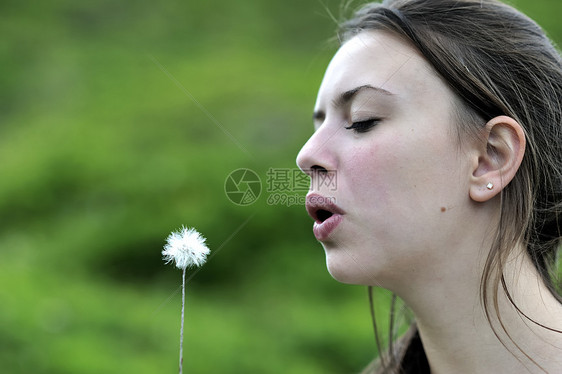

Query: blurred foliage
[[1, 0, 560, 373]]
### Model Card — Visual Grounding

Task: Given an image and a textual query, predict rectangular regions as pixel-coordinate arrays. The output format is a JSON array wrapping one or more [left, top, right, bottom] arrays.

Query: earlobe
[[469, 116, 526, 203]]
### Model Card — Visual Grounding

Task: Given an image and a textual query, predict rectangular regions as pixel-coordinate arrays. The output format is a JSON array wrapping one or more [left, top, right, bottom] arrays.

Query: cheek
[[343, 133, 457, 221], [344, 140, 402, 204]]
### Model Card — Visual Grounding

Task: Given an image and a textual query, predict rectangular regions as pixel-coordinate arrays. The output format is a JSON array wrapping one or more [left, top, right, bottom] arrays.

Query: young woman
[[296, 0, 562, 372]]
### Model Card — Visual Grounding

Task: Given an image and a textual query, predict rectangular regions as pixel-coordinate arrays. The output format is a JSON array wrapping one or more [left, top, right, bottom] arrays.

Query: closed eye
[[344, 118, 381, 133]]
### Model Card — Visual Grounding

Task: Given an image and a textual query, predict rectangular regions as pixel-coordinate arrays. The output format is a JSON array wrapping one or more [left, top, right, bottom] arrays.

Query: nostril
[[300, 165, 328, 177], [310, 165, 328, 175], [311, 165, 328, 172]]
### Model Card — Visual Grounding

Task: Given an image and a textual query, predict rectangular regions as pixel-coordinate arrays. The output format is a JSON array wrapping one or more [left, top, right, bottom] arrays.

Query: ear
[[469, 116, 526, 203]]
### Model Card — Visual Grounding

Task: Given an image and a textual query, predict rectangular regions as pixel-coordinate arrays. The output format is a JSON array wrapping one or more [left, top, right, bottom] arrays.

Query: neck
[[395, 247, 562, 374]]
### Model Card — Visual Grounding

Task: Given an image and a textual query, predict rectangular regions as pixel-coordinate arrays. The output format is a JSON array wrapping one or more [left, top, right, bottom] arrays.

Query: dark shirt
[[399, 329, 430, 374]]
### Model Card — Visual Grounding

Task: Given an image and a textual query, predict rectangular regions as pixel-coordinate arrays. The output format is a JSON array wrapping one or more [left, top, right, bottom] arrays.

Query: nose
[[296, 125, 338, 178]]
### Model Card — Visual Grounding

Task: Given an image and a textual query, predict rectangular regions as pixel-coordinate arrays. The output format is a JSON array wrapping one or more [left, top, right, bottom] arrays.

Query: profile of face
[[297, 31, 487, 291]]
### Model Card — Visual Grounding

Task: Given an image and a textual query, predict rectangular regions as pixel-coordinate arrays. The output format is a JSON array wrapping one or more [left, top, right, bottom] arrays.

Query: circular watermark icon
[[224, 168, 262, 206]]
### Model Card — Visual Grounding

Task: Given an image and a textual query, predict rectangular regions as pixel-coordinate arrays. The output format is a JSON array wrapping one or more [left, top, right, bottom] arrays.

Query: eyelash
[[344, 118, 381, 133]]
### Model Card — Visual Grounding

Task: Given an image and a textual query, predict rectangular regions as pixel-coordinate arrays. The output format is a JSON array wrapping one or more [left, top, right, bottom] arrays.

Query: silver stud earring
[[486, 182, 494, 190]]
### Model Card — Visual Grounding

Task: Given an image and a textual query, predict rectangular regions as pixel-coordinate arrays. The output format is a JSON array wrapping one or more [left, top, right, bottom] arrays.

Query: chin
[[324, 243, 393, 287], [325, 252, 372, 285]]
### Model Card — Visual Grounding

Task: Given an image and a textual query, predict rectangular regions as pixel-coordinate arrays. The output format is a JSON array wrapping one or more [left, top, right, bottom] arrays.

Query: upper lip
[[305, 193, 344, 223]]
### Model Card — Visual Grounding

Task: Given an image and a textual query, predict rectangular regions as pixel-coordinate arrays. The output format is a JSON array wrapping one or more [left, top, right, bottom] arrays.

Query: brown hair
[[337, 0, 562, 372]]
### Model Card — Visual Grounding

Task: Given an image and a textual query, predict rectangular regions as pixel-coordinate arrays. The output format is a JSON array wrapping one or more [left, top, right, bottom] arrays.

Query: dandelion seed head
[[162, 226, 210, 270]]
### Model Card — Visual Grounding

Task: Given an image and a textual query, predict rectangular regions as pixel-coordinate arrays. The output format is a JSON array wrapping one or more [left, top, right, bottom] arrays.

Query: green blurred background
[[1, 0, 560, 373]]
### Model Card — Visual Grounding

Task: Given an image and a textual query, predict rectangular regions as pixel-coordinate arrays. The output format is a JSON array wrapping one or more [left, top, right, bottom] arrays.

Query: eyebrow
[[313, 84, 394, 121]]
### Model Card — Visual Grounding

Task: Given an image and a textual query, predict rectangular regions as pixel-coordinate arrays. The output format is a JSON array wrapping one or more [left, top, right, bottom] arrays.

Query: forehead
[[316, 31, 453, 110]]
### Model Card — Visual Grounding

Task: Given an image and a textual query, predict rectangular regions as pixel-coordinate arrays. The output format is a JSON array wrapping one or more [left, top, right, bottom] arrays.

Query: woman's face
[[296, 31, 477, 289]]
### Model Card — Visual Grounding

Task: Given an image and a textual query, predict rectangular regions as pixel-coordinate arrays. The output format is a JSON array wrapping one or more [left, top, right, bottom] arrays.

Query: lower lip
[[312, 214, 343, 241]]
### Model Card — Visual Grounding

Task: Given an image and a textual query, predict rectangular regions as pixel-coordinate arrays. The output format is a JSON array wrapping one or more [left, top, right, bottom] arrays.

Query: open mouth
[[305, 193, 344, 225], [316, 209, 334, 223], [305, 194, 344, 241]]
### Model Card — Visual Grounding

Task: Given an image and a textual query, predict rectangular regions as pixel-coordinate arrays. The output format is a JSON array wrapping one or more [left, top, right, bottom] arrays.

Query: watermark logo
[[224, 168, 262, 206], [224, 168, 337, 206]]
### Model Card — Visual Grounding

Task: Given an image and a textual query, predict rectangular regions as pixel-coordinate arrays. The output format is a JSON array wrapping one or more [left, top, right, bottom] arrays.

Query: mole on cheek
[[440, 207, 447, 212]]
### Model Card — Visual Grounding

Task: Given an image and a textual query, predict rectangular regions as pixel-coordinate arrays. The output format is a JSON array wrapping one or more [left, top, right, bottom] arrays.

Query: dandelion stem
[[179, 267, 186, 374], [162, 226, 209, 373]]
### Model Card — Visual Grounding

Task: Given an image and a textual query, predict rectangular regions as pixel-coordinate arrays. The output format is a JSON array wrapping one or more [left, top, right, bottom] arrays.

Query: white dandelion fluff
[[162, 226, 210, 374], [163, 226, 210, 270]]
